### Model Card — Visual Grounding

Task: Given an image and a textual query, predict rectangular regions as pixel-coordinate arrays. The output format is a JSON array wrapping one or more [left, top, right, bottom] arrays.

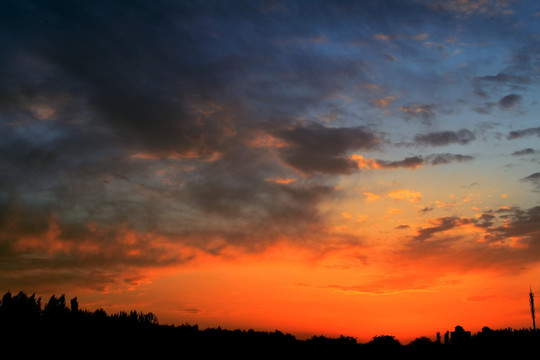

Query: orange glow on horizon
[[19, 235, 532, 345]]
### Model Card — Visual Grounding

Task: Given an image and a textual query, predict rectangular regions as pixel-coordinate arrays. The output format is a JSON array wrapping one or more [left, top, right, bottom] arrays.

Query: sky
[[1, 0, 540, 344]]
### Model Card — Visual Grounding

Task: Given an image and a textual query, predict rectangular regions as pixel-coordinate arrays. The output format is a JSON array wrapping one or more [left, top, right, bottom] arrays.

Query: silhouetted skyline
[[2, 291, 540, 357]]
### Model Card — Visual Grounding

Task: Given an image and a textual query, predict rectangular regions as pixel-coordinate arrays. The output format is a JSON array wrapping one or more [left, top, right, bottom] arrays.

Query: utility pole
[[530, 286, 536, 330]]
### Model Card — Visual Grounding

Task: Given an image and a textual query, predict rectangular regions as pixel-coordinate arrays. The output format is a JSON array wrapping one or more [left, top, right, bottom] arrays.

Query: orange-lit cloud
[[374, 33, 389, 41], [359, 83, 382, 92], [373, 96, 396, 108], [350, 153, 470, 170], [247, 133, 288, 148], [350, 154, 381, 169], [387, 189, 423, 203], [265, 177, 298, 184], [131, 150, 223, 162], [363, 192, 381, 202]]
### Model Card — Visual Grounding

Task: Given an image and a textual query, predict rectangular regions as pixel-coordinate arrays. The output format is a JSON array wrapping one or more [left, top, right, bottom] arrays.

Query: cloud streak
[[414, 129, 476, 146], [351, 153, 473, 170], [508, 127, 540, 140]]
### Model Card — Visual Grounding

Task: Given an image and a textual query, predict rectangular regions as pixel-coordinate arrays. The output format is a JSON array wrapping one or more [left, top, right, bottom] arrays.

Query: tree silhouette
[[70, 297, 79, 313], [2, 290, 540, 357]]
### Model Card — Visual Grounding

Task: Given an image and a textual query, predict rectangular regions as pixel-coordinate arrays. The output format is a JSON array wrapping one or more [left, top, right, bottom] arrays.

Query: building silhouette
[[450, 325, 471, 344]]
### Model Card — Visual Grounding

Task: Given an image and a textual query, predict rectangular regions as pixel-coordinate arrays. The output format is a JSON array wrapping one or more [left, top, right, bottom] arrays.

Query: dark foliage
[[1, 291, 540, 358]]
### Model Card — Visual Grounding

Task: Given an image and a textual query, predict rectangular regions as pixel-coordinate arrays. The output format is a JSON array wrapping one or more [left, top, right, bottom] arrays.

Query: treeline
[[0, 291, 158, 327], [1, 291, 539, 358]]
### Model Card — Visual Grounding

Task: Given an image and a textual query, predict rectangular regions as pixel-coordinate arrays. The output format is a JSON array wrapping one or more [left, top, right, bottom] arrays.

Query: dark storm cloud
[[498, 94, 522, 110], [507, 127, 540, 139], [413, 129, 476, 146], [274, 123, 380, 175]]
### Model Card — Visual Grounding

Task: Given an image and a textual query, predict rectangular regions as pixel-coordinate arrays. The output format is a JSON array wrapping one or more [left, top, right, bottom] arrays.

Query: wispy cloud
[[507, 127, 540, 139], [511, 148, 537, 156], [399, 104, 437, 125], [414, 129, 476, 146]]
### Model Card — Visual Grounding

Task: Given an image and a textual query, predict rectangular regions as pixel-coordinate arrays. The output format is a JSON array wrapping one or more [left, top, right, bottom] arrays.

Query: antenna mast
[[530, 286, 536, 330]]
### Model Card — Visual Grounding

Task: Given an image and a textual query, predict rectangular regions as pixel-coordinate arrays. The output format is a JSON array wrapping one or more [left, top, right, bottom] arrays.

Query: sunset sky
[[2, 0, 540, 343]]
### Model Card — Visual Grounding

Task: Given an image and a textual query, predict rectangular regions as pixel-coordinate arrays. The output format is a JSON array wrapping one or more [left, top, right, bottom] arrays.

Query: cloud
[[475, 73, 531, 85], [374, 32, 428, 42], [375, 156, 424, 169], [507, 127, 540, 139], [521, 173, 540, 181], [414, 217, 468, 242], [383, 54, 399, 62], [428, 0, 516, 17], [387, 189, 423, 203], [374, 33, 390, 41], [511, 148, 537, 156], [0, 0, 536, 294], [351, 153, 473, 170], [402, 206, 540, 273], [1, 0, 405, 282], [414, 129, 476, 146], [521, 173, 540, 191], [489, 206, 540, 242], [498, 94, 522, 110], [363, 192, 381, 202], [372, 96, 397, 107], [398, 104, 436, 125], [0, 203, 197, 290], [426, 153, 474, 165], [273, 123, 380, 175], [265, 177, 298, 184], [472, 102, 496, 114]]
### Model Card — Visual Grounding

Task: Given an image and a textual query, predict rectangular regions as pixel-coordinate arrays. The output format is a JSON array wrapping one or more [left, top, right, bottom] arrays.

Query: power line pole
[[530, 286, 536, 330]]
